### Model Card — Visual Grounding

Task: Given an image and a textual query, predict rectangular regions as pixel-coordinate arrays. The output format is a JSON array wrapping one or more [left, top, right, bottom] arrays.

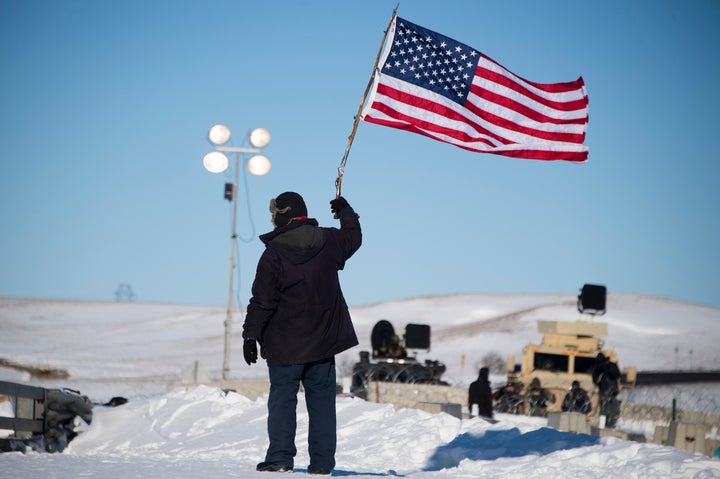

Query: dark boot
[[256, 462, 293, 472], [308, 465, 332, 475]]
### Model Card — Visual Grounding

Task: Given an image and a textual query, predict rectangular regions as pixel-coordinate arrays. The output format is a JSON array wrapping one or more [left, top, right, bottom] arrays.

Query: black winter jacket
[[592, 356, 621, 396], [242, 207, 362, 366], [468, 369, 493, 418]]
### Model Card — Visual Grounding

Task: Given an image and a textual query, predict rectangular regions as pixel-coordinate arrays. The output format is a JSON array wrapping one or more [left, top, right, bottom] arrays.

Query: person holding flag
[[242, 192, 362, 475]]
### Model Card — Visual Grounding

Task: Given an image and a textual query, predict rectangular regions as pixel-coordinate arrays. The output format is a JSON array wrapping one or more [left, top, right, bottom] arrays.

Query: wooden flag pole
[[335, 3, 399, 201]]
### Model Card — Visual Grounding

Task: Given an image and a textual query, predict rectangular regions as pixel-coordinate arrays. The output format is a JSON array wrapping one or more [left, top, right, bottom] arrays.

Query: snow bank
[[3, 386, 718, 478]]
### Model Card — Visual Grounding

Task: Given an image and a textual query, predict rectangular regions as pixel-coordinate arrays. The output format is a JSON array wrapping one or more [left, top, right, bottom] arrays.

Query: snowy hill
[[1, 293, 719, 399], [1, 294, 719, 478]]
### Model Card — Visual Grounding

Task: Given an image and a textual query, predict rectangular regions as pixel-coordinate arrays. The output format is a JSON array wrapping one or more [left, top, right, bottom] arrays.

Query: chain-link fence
[[616, 383, 720, 440]]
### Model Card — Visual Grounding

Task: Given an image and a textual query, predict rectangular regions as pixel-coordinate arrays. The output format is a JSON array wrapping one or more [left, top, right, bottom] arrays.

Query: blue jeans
[[265, 357, 337, 471]]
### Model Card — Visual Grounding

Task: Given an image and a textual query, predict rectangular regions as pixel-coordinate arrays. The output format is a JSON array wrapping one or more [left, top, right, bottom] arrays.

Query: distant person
[[378, 333, 407, 359], [561, 381, 591, 414], [492, 381, 524, 414], [242, 192, 362, 475], [592, 353, 621, 427], [468, 367, 493, 419], [526, 377, 555, 417]]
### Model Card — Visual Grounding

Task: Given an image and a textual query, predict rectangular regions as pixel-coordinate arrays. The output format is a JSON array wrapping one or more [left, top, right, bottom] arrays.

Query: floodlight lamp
[[208, 124, 231, 145], [247, 154, 271, 176], [203, 151, 229, 173], [249, 128, 271, 148]]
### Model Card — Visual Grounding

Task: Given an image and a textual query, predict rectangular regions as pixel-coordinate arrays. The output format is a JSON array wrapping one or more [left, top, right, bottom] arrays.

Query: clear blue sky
[[1, 0, 719, 308]]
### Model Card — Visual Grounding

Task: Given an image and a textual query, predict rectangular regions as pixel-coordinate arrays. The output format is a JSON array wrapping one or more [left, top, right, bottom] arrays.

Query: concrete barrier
[[667, 421, 707, 455], [364, 381, 466, 411], [416, 402, 462, 419], [548, 412, 590, 434]]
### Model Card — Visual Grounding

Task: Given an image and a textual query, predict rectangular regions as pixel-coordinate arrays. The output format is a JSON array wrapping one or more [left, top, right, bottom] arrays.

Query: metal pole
[[223, 152, 240, 380], [334, 3, 399, 199]]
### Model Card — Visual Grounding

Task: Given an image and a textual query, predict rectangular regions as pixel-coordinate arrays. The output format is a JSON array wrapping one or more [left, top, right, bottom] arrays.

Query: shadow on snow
[[295, 469, 403, 477], [424, 427, 601, 471]]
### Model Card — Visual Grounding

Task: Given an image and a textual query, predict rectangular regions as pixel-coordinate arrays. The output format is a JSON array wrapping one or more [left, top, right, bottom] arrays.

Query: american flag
[[361, 17, 589, 162]]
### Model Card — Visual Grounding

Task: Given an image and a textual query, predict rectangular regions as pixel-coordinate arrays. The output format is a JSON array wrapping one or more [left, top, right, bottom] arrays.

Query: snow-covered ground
[[1, 294, 719, 477]]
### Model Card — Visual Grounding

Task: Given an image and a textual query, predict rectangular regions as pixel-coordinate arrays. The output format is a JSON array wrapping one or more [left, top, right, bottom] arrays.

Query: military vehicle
[[350, 319, 448, 399], [502, 284, 636, 417]]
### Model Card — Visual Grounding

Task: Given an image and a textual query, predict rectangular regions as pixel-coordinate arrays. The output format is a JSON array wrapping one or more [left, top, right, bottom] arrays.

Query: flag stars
[[382, 20, 478, 106]]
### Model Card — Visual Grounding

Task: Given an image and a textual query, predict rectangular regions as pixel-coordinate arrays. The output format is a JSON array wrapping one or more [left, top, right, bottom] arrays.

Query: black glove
[[243, 339, 258, 365], [330, 196, 350, 217]]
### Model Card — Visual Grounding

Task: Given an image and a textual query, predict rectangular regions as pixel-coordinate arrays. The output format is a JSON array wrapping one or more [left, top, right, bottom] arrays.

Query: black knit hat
[[270, 191, 308, 228]]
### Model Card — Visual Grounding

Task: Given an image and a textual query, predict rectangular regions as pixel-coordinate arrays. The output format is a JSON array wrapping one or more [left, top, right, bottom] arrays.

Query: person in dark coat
[[592, 353, 621, 427], [468, 367, 493, 419], [242, 192, 362, 475], [561, 380, 591, 414]]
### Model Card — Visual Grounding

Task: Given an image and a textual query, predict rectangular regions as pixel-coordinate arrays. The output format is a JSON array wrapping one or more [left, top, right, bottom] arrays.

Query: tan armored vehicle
[[502, 285, 636, 418]]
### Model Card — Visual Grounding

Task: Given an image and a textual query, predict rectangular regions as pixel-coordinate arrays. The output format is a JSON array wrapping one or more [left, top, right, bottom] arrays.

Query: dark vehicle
[[350, 320, 448, 399]]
